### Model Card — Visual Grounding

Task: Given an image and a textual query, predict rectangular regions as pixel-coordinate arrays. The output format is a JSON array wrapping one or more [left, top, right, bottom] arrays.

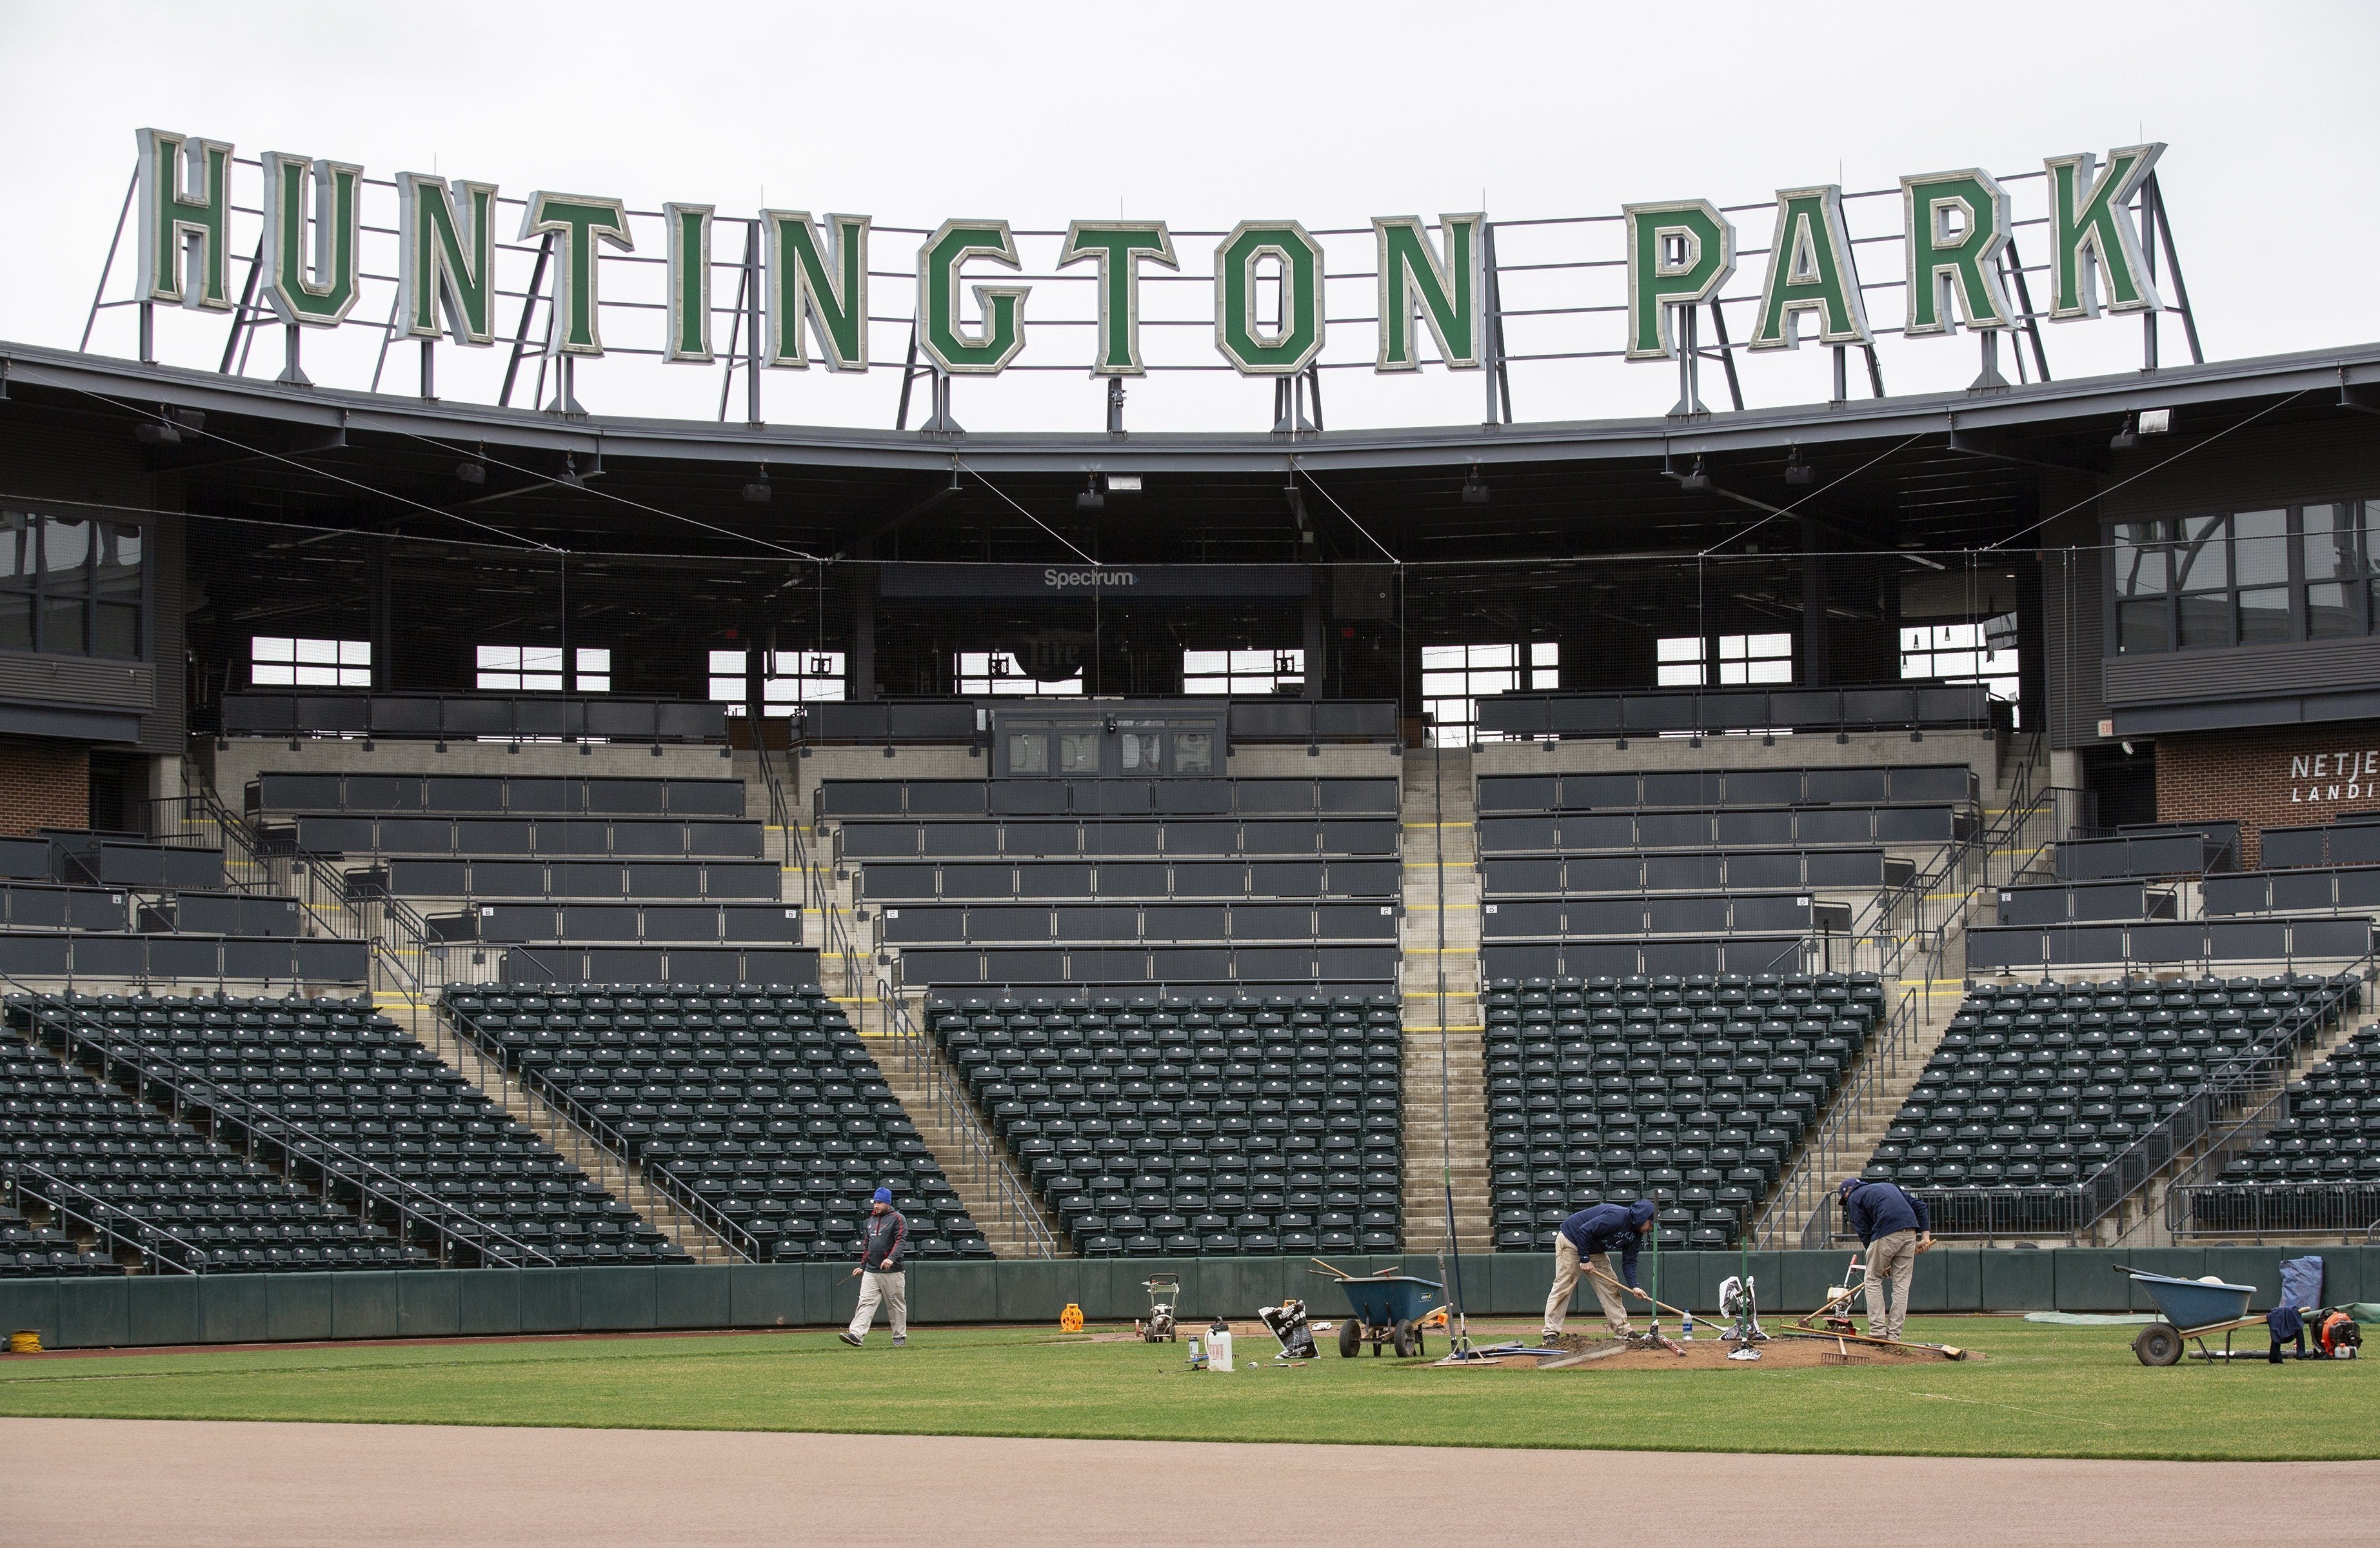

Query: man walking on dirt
[[839, 1187, 908, 1348], [1839, 1176, 1932, 1342], [1543, 1198, 1658, 1340]]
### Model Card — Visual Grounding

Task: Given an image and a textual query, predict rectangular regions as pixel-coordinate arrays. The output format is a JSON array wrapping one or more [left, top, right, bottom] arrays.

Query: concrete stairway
[[1398, 746, 1494, 1254], [383, 993, 742, 1265], [871, 1020, 1064, 1259]]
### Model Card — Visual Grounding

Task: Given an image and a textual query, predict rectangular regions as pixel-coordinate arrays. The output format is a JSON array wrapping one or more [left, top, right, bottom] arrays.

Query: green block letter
[[1214, 221, 1324, 375], [1374, 214, 1482, 372], [1623, 200, 1734, 361], [1749, 185, 1870, 351], [1060, 222, 1175, 375], [1901, 169, 2012, 337]]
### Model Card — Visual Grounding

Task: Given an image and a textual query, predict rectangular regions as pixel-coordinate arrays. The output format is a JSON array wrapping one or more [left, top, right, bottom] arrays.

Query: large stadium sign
[[131, 128, 2170, 385]]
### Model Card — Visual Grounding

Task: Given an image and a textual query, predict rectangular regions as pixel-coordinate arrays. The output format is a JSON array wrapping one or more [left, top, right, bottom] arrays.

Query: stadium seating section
[[2186, 1019, 2380, 1234], [1860, 974, 2362, 1234], [246, 771, 812, 988], [3, 992, 673, 1270], [1475, 762, 1959, 981], [442, 985, 991, 1262], [926, 989, 1403, 1256], [827, 776, 1400, 992], [1480, 972, 1884, 1252], [0, 829, 362, 984]]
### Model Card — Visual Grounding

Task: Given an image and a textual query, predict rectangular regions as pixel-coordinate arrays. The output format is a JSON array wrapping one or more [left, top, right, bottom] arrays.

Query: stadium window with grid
[[1422, 642, 1557, 745], [955, 650, 1083, 695], [708, 650, 845, 715], [251, 636, 369, 687], [1901, 617, 2018, 712], [476, 646, 609, 692], [1655, 632, 1792, 687], [1182, 648, 1304, 694]]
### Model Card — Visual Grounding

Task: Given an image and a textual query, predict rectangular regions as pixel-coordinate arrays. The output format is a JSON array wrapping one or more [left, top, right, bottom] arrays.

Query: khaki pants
[[850, 1270, 907, 1340], [1863, 1231, 1919, 1342], [1543, 1237, 1632, 1337]]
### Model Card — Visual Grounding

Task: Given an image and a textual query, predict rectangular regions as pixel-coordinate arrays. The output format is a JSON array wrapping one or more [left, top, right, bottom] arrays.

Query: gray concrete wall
[[1473, 728, 2003, 793]]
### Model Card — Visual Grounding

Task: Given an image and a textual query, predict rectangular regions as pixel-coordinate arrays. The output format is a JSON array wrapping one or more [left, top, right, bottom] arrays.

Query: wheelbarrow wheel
[[2134, 1322, 2184, 1367], [1338, 1317, 1361, 1358], [1392, 1319, 1416, 1358]]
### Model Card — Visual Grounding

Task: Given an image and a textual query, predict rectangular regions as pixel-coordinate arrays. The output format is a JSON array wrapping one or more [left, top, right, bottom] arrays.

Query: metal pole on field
[[1434, 737, 1471, 1356]]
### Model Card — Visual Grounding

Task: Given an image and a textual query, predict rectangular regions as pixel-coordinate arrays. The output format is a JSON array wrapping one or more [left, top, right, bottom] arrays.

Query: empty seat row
[[1484, 938, 1812, 980], [932, 989, 1402, 1256], [1996, 880, 2173, 927], [0, 934, 367, 984], [1478, 806, 1961, 856], [2053, 831, 2227, 880], [1476, 764, 1975, 815], [446, 984, 991, 1262], [252, 772, 747, 818], [1965, 918, 2375, 970], [1482, 849, 1901, 897], [0, 883, 132, 933], [37, 834, 224, 893], [1484, 893, 1818, 940], [898, 946, 1398, 987], [2261, 818, 2380, 871], [834, 818, 1396, 862], [856, 858, 1400, 904], [2206, 864, 2380, 916], [878, 900, 1396, 948], [819, 776, 1397, 820], [290, 815, 765, 860], [500, 948, 818, 988], [379, 857, 780, 902], [463, 902, 803, 946]]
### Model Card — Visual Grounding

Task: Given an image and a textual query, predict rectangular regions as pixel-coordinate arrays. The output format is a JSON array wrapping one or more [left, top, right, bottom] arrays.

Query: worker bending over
[[1543, 1198, 1658, 1340], [1838, 1177, 1932, 1342]]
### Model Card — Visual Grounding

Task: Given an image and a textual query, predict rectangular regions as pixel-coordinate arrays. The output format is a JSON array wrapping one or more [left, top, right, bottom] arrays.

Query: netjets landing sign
[[134, 127, 2168, 377]]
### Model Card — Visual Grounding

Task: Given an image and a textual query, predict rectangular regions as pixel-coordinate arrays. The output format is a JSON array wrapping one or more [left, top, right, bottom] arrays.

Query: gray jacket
[[860, 1208, 907, 1273]]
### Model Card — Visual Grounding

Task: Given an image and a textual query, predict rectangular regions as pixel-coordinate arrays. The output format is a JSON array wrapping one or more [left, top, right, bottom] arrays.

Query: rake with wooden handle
[[1583, 1262, 1692, 1323]]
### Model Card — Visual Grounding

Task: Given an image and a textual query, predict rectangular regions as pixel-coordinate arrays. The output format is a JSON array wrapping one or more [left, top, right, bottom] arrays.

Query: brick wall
[[2155, 719, 2380, 868], [0, 742, 88, 834]]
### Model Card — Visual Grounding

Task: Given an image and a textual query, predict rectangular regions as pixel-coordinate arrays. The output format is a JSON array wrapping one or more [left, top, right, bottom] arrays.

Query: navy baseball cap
[[873, 1186, 893, 1203]]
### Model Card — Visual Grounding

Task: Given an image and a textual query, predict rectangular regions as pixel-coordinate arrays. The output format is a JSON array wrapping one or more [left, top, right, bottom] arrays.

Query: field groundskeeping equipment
[[1136, 1275, 1180, 1344], [1312, 1258, 1440, 1358], [1780, 1251, 1967, 1360], [1719, 1274, 1768, 1360], [2117, 1264, 2266, 1367], [1583, 1262, 1691, 1354]]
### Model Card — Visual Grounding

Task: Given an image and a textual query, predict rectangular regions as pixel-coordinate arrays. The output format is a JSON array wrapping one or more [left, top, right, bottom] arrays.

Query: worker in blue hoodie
[[1543, 1198, 1659, 1340], [1838, 1177, 1932, 1342]]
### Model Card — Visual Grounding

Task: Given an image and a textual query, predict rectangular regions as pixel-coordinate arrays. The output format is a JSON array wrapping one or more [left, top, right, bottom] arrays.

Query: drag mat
[[1447, 1336, 1981, 1371]]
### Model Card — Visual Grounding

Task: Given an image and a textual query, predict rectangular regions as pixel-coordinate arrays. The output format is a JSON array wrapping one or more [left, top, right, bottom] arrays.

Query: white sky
[[4, 0, 2377, 437]]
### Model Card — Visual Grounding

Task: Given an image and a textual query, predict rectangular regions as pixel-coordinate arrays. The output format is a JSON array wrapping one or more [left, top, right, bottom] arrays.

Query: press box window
[[1182, 648, 1303, 695], [477, 646, 608, 692], [252, 636, 369, 687], [1655, 633, 1790, 687], [956, 651, 1084, 696], [709, 650, 842, 715], [1422, 642, 1557, 746]]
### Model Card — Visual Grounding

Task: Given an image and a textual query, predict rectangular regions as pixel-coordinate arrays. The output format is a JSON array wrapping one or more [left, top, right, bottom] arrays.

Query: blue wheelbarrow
[[2114, 1265, 2261, 1366], [1311, 1258, 1442, 1358]]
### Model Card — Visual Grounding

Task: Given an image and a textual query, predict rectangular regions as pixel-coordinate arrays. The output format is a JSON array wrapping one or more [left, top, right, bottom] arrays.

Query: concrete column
[[1800, 517, 1829, 687]]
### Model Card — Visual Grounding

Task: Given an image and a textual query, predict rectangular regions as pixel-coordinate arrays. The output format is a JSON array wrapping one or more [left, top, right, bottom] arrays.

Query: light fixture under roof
[[1678, 456, 1712, 493], [743, 464, 772, 503]]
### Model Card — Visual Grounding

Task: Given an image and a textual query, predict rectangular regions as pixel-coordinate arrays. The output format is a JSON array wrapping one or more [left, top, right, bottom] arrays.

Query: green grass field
[[0, 1319, 2367, 1460]]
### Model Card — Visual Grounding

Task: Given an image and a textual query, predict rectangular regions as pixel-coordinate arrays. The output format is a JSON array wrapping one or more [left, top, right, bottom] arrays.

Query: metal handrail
[[1759, 984, 1923, 1248], [2154, 946, 2380, 1239], [437, 998, 762, 1262], [13, 1166, 208, 1274], [419, 991, 716, 1261], [9, 989, 558, 1267], [880, 974, 1059, 1258], [760, 735, 856, 998]]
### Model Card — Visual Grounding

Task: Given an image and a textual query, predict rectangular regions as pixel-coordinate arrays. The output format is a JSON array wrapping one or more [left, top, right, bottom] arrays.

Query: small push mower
[[1311, 1258, 1442, 1358], [1135, 1273, 1181, 1344]]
